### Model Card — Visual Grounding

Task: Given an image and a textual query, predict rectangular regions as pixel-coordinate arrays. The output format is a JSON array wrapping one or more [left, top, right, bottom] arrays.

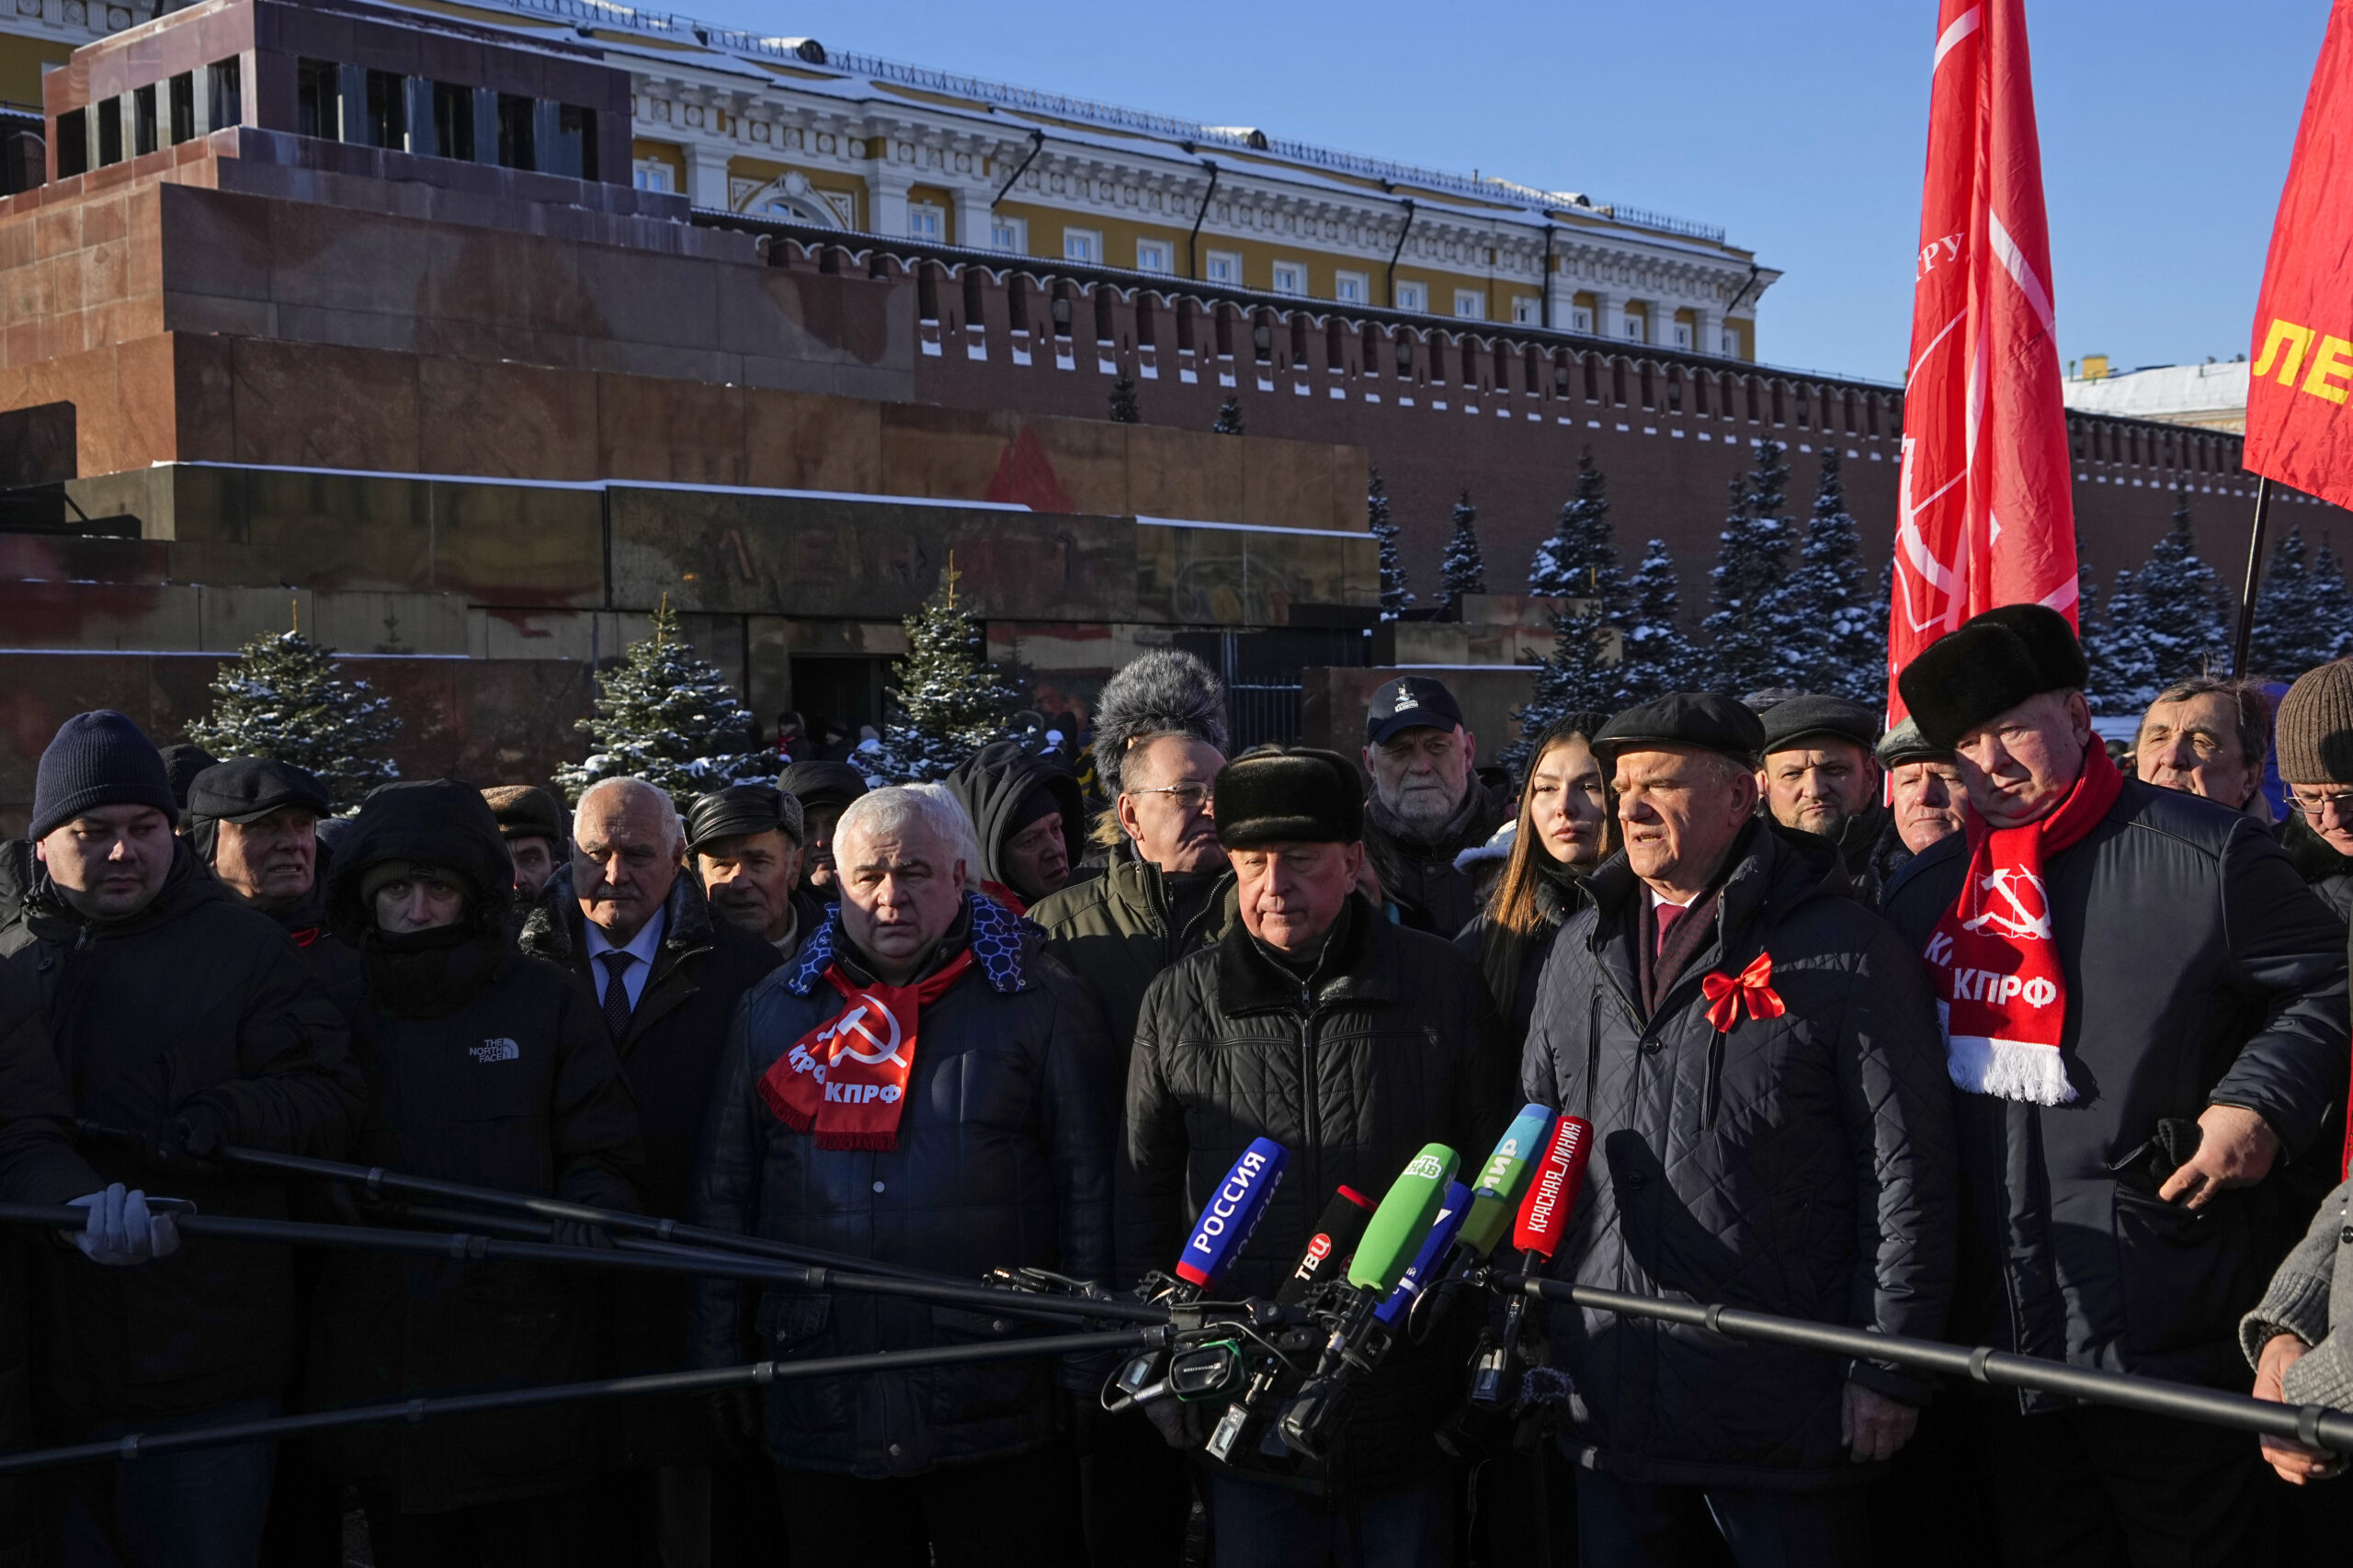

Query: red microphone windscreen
[[1511, 1115, 1593, 1259]]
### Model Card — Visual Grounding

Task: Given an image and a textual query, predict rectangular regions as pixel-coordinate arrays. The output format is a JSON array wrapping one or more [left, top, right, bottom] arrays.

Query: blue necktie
[[599, 951, 637, 1036]]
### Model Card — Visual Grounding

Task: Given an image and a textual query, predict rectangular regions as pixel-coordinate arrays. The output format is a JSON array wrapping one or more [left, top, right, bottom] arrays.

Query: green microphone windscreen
[[1345, 1143, 1459, 1294]]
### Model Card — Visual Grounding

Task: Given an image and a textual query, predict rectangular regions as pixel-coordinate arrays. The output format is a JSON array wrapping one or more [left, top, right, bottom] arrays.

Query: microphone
[[1275, 1144, 1460, 1459], [1111, 1138, 1287, 1409], [1205, 1184, 1378, 1465], [1472, 1113, 1593, 1409], [1372, 1180, 1471, 1329], [1276, 1185, 1378, 1306], [1455, 1104, 1555, 1261], [1512, 1114, 1594, 1261]]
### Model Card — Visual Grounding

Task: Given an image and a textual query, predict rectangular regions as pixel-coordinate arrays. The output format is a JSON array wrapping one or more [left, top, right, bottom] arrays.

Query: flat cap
[[779, 760, 870, 812], [1366, 676, 1466, 746], [1875, 716, 1952, 768], [1896, 603, 2089, 751], [187, 758, 333, 824], [687, 783, 805, 852], [1760, 694, 1881, 756], [1214, 748, 1365, 849], [1590, 693, 1767, 768], [482, 784, 567, 845]]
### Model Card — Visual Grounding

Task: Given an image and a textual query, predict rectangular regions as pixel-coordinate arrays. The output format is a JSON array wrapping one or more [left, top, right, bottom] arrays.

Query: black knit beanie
[[29, 710, 177, 840]]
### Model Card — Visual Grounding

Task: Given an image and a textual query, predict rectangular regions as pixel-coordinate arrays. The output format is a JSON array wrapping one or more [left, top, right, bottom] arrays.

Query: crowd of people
[[5, 606, 2353, 1568]]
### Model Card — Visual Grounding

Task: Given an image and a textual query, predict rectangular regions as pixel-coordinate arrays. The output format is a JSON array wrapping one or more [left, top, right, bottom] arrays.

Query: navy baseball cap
[[1365, 676, 1467, 746]]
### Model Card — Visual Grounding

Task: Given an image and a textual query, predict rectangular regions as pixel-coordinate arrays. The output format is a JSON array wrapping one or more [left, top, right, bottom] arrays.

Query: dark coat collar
[[519, 861, 717, 971], [1584, 818, 1847, 983], [1212, 893, 1394, 1015]]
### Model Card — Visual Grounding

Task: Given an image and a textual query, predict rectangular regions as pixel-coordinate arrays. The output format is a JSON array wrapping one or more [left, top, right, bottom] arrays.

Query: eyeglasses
[[1128, 783, 1213, 808], [2292, 790, 2353, 820]]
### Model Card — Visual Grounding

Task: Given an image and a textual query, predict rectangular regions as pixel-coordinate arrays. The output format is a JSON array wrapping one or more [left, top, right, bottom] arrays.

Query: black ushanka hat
[[1213, 748, 1365, 849], [1897, 603, 2089, 751]]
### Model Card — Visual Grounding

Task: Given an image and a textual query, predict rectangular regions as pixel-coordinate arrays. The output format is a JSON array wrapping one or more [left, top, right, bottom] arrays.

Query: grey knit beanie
[[2277, 661, 2353, 785]]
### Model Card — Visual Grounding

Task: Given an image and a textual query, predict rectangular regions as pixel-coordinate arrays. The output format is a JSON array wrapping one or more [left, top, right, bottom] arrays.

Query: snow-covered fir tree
[[188, 624, 402, 808], [1526, 451, 1625, 609], [1212, 396, 1245, 435], [2310, 534, 2353, 665], [2126, 491, 2228, 689], [1108, 374, 1142, 425], [2086, 565, 2158, 715], [1509, 603, 1622, 770], [1367, 469, 1414, 619], [1616, 539, 1700, 703], [555, 598, 770, 804], [1699, 442, 1799, 695], [2252, 522, 2338, 678], [1785, 449, 1880, 700], [865, 557, 1027, 781], [1440, 491, 1487, 608]]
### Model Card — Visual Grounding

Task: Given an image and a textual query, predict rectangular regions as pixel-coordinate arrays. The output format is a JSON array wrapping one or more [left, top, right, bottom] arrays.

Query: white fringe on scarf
[[1945, 1028, 2078, 1107]]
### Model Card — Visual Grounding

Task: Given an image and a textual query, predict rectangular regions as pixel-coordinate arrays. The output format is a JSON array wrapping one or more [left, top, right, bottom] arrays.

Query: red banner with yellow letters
[[2246, 0, 2353, 510]]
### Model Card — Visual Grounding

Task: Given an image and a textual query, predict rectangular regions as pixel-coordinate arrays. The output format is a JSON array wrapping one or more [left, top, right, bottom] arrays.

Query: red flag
[[1887, 0, 2078, 723], [2245, 3, 2353, 512]]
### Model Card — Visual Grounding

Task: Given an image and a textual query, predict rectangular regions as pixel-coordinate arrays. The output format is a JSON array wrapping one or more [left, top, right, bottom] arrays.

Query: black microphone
[[1206, 1185, 1380, 1463]]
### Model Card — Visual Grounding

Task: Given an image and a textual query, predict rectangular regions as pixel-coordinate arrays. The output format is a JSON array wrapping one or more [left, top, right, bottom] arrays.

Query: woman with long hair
[[1456, 711, 1615, 1033]]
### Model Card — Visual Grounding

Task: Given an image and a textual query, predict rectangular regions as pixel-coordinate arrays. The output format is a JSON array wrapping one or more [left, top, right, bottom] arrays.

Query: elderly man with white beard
[[1358, 676, 1509, 937]]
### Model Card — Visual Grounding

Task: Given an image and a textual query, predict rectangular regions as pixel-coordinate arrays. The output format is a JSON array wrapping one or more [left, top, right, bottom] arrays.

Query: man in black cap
[[1, 710, 362, 1563], [779, 760, 870, 902], [186, 757, 361, 1006], [688, 783, 824, 962], [1359, 675, 1509, 937], [1878, 718, 1966, 859], [1126, 747, 1513, 1560], [1881, 606, 2348, 1568], [1521, 693, 1954, 1567], [1755, 693, 1906, 907], [518, 777, 779, 1558], [482, 784, 570, 901]]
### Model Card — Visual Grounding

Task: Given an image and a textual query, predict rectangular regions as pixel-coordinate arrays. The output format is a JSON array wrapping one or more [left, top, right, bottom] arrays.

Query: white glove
[[68, 1183, 180, 1267]]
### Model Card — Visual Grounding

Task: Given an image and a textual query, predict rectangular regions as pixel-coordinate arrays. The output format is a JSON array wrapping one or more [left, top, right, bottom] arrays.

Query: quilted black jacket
[[1881, 778, 2349, 1395], [1521, 822, 1956, 1490], [685, 896, 1116, 1478], [1124, 898, 1517, 1494]]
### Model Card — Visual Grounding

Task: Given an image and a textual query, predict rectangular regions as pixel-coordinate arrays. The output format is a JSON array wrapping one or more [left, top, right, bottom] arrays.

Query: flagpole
[[2232, 477, 2274, 676]]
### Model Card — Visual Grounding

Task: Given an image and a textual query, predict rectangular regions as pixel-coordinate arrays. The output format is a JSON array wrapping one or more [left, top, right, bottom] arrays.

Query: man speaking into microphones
[[1124, 747, 1514, 1564], [1520, 695, 1957, 1567]]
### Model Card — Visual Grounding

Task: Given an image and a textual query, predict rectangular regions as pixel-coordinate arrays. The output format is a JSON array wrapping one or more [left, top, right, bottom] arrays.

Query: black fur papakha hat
[[1897, 603, 2089, 751], [1213, 748, 1364, 849]]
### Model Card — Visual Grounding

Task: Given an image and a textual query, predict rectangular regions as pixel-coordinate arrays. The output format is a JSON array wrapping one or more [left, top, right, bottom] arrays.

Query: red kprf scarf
[[756, 949, 975, 1151], [1922, 742, 2120, 1107]]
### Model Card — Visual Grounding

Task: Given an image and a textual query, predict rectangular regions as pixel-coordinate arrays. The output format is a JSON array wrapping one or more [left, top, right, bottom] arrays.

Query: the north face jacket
[[1521, 821, 1956, 1490], [1882, 778, 2349, 1396]]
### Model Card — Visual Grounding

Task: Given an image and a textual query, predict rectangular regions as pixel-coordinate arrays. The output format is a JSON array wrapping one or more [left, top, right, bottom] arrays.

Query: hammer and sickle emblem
[[825, 996, 908, 1068], [1959, 869, 2052, 941]]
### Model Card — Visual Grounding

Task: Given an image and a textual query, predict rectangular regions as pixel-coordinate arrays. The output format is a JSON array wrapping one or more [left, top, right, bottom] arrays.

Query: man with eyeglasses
[[2275, 661, 2353, 925], [1029, 649, 1236, 1568]]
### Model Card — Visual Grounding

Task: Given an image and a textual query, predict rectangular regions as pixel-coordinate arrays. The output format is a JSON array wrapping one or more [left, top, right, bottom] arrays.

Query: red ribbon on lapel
[[1701, 951, 1786, 1033]]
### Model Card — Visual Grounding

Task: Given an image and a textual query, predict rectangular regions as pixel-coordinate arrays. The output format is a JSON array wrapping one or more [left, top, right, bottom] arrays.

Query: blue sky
[[672, 0, 2325, 385]]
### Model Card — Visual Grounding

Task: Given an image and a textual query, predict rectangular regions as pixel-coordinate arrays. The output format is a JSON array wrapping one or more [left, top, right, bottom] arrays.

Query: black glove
[[153, 1102, 231, 1165], [550, 1218, 612, 1250]]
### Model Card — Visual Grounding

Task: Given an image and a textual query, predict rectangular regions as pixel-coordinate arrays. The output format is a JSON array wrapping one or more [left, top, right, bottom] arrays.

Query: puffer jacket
[[686, 892, 1116, 1478], [1881, 778, 2350, 1394], [1124, 897, 1517, 1494], [1520, 821, 1956, 1490], [1454, 864, 1592, 1039], [1363, 779, 1512, 937], [0, 842, 362, 1430], [519, 863, 780, 1468], [1030, 858, 1239, 1049]]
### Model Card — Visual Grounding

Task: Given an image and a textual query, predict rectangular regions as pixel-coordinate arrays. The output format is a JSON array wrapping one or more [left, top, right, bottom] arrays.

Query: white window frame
[[988, 215, 1028, 254], [1136, 238, 1172, 274], [1511, 296, 1540, 325], [1721, 327, 1742, 357], [906, 201, 944, 242], [1622, 313, 1646, 343], [1454, 290, 1486, 321], [1671, 319, 1692, 349], [1063, 227, 1101, 265], [1205, 249, 1242, 286], [1569, 305, 1594, 333], [1335, 270, 1369, 305], [1393, 279, 1427, 312], [631, 159, 674, 192], [1271, 258, 1307, 297]]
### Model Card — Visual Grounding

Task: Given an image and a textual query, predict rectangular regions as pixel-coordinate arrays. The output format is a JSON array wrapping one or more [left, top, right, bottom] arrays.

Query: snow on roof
[[2062, 360, 2248, 420], [394, 0, 1733, 248]]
